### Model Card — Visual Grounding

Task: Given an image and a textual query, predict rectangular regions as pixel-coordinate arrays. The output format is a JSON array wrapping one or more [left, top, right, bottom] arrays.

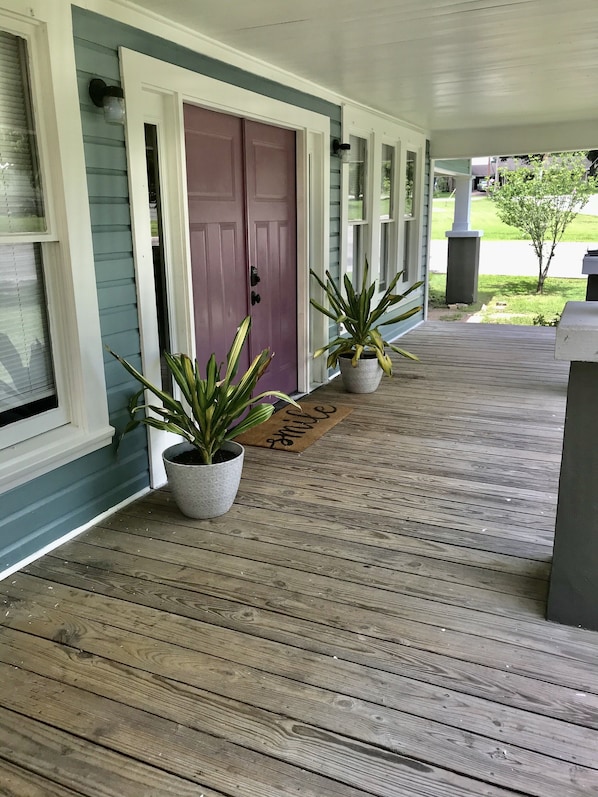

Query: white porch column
[[450, 174, 473, 232]]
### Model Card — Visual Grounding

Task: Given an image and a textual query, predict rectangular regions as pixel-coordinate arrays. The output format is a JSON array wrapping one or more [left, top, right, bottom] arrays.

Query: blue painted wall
[[0, 6, 344, 573], [434, 158, 471, 175]]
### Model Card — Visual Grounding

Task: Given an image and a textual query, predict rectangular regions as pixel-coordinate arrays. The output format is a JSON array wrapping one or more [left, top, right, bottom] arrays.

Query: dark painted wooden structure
[[586, 275, 598, 300], [445, 237, 481, 305], [548, 361, 598, 630], [548, 299, 598, 631]]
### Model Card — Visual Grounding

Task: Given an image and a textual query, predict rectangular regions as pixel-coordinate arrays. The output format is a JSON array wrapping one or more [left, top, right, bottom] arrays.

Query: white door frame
[[120, 48, 330, 486]]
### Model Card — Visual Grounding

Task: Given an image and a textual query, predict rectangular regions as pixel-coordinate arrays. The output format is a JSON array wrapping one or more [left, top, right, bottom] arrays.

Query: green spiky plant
[[108, 316, 299, 465], [310, 261, 423, 375]]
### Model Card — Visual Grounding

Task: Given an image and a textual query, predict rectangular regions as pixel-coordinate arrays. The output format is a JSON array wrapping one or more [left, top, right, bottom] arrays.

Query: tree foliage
[[489, 152, 597, 293]]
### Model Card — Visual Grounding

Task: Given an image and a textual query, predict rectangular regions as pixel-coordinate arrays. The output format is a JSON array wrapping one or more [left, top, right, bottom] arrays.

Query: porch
[[1, 321, 598, 796]]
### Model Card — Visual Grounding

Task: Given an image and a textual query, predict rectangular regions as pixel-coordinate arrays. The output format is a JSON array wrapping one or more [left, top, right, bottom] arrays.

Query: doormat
[[235, 402, 353, 453]]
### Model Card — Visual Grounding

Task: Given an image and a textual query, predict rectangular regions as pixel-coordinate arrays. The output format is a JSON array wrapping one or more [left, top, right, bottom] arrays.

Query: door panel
[[244, 120, 297, 395], [183, 106, 297, 395], [184, 105, 249, 373]]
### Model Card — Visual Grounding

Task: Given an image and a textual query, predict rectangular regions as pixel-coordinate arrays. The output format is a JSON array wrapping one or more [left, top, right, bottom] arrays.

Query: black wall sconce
[[332, 139, 351, 161], [89, 78, 125, 125]]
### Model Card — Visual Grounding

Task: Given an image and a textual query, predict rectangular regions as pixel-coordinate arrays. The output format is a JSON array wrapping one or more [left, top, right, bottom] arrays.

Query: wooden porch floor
[[2, 321, 598, 797]]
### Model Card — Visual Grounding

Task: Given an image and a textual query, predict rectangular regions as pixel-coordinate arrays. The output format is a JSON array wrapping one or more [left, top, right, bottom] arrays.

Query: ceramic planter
[[162, 440, 244, 519], [338, 353, 383, 393]]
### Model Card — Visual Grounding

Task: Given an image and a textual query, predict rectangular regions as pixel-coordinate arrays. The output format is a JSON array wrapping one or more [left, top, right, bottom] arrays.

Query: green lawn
[[431, 196, 598, 241], [428, 272, 587, 325]]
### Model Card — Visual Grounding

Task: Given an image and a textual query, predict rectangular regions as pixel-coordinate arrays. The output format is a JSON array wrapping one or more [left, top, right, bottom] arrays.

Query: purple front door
[[184, 105, 298, 395]]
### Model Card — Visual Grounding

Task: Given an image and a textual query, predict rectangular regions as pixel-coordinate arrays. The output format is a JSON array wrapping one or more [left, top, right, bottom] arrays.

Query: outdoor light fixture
[[89, 78, 125, 125], [332, 139, 351, 161]]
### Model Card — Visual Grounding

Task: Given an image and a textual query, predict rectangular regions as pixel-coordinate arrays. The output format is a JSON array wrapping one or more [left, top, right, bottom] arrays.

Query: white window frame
[[0, 2, 113, 493], [341, 104, 426, 297], [399, 145, 423, 288], [378, 139, 398, 292], [342, 130, 372, 289]]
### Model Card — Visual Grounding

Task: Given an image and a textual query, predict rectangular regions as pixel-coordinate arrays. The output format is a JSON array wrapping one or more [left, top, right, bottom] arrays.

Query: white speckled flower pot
[[163, 440, 244, 519], [338, 353, 383, 393]]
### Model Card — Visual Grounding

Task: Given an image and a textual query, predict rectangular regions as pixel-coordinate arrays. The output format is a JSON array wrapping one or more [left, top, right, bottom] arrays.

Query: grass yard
[[428, 272, 587, 325], [431, 196, 598, 241]]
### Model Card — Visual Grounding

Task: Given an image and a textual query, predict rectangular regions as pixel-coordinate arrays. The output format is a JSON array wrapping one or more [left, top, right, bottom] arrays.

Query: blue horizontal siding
[[92, 230, 133, 256], [0, 450, 149, 573], [73, 39, 122, 82], [87, 173, 130, 199], [83, 141, 128, 172], [100, 307, 141, 336], [94, 255, 136, 283], [89, 201, 131, 228], [97, 284, 138, 312], [79, 109, 126, 143]]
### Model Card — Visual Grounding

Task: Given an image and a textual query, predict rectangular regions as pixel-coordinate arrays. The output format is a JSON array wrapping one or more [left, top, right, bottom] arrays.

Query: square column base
[[445, 236, 481, 305]]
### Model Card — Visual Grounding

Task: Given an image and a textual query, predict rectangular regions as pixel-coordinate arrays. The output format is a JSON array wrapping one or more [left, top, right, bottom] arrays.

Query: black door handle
[[250, 266, 261, 287], [251, 290, 261, 305]]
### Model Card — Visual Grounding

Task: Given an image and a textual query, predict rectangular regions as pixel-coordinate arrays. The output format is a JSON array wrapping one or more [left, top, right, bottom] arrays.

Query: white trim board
[[431, 118, 598, 160], [120, 48, 330, 486]]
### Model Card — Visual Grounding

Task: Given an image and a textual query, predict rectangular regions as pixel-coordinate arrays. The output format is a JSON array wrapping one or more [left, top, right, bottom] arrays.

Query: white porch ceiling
[[121, 0, 598, 158]]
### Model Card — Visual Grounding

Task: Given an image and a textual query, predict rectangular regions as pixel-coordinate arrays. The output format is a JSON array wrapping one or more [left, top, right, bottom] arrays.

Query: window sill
[[0, 424, 115, 494]]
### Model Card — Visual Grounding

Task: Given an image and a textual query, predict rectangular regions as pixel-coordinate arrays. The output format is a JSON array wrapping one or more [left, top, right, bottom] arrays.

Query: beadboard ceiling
[[118, 0, 598, 157]]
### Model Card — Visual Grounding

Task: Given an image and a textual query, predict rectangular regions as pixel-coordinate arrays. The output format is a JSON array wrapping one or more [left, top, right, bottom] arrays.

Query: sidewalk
[[429, 239, 593, 278]]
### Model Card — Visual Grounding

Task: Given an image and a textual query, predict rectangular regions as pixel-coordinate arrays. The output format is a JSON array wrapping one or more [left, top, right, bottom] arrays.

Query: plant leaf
[[388, 343, 420, 361], [227, 404, 276, 438]]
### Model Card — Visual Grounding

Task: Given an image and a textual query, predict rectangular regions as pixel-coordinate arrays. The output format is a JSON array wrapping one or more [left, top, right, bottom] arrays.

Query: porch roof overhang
[[107, 0, 598, 160]]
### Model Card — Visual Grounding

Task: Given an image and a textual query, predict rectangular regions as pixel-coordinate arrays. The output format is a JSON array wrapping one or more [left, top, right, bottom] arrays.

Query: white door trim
[[120, 48, 330, 486]]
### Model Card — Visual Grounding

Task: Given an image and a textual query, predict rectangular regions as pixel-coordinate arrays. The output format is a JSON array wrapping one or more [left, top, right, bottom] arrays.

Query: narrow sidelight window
[[347, 135, 368, 287], [378, 143, 395, 290]]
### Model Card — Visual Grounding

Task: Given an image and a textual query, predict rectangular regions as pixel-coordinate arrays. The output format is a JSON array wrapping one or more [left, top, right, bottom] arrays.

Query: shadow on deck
[[1, 321, 598, 797]]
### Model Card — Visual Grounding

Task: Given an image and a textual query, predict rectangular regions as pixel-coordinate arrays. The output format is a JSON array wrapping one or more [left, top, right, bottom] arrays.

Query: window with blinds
[[0, 29, 56, 428], [347, 135, 368, 288]]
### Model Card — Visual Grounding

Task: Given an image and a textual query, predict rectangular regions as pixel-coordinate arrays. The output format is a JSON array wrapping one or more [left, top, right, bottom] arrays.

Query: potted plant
[[310, 261, 423, 393], [108, 316, 299, 519]]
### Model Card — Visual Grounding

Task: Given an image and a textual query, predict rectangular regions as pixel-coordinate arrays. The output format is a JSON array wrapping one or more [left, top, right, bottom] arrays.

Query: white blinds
[[0, 30, 55, 426], [0, 243, 55, 423], [0, 30, 45, 233]]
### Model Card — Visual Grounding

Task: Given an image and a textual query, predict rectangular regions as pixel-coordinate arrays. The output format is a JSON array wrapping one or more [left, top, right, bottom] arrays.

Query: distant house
[[471, 161, 493, 191]]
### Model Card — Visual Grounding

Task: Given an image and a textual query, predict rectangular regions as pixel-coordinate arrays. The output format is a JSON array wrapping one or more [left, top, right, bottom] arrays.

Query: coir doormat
[[235, 402, 353, 453]]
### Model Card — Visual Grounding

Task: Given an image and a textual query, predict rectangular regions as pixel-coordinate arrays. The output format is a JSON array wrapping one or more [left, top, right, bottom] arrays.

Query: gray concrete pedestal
[[445, 232, 483, 305]]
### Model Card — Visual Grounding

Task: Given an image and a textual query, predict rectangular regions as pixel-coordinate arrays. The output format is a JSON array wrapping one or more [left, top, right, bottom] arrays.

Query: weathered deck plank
[[1, 322, 598, 796]]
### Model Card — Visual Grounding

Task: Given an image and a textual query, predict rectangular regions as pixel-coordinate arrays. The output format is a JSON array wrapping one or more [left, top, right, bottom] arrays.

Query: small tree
[[489, 152, 597, 293]]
